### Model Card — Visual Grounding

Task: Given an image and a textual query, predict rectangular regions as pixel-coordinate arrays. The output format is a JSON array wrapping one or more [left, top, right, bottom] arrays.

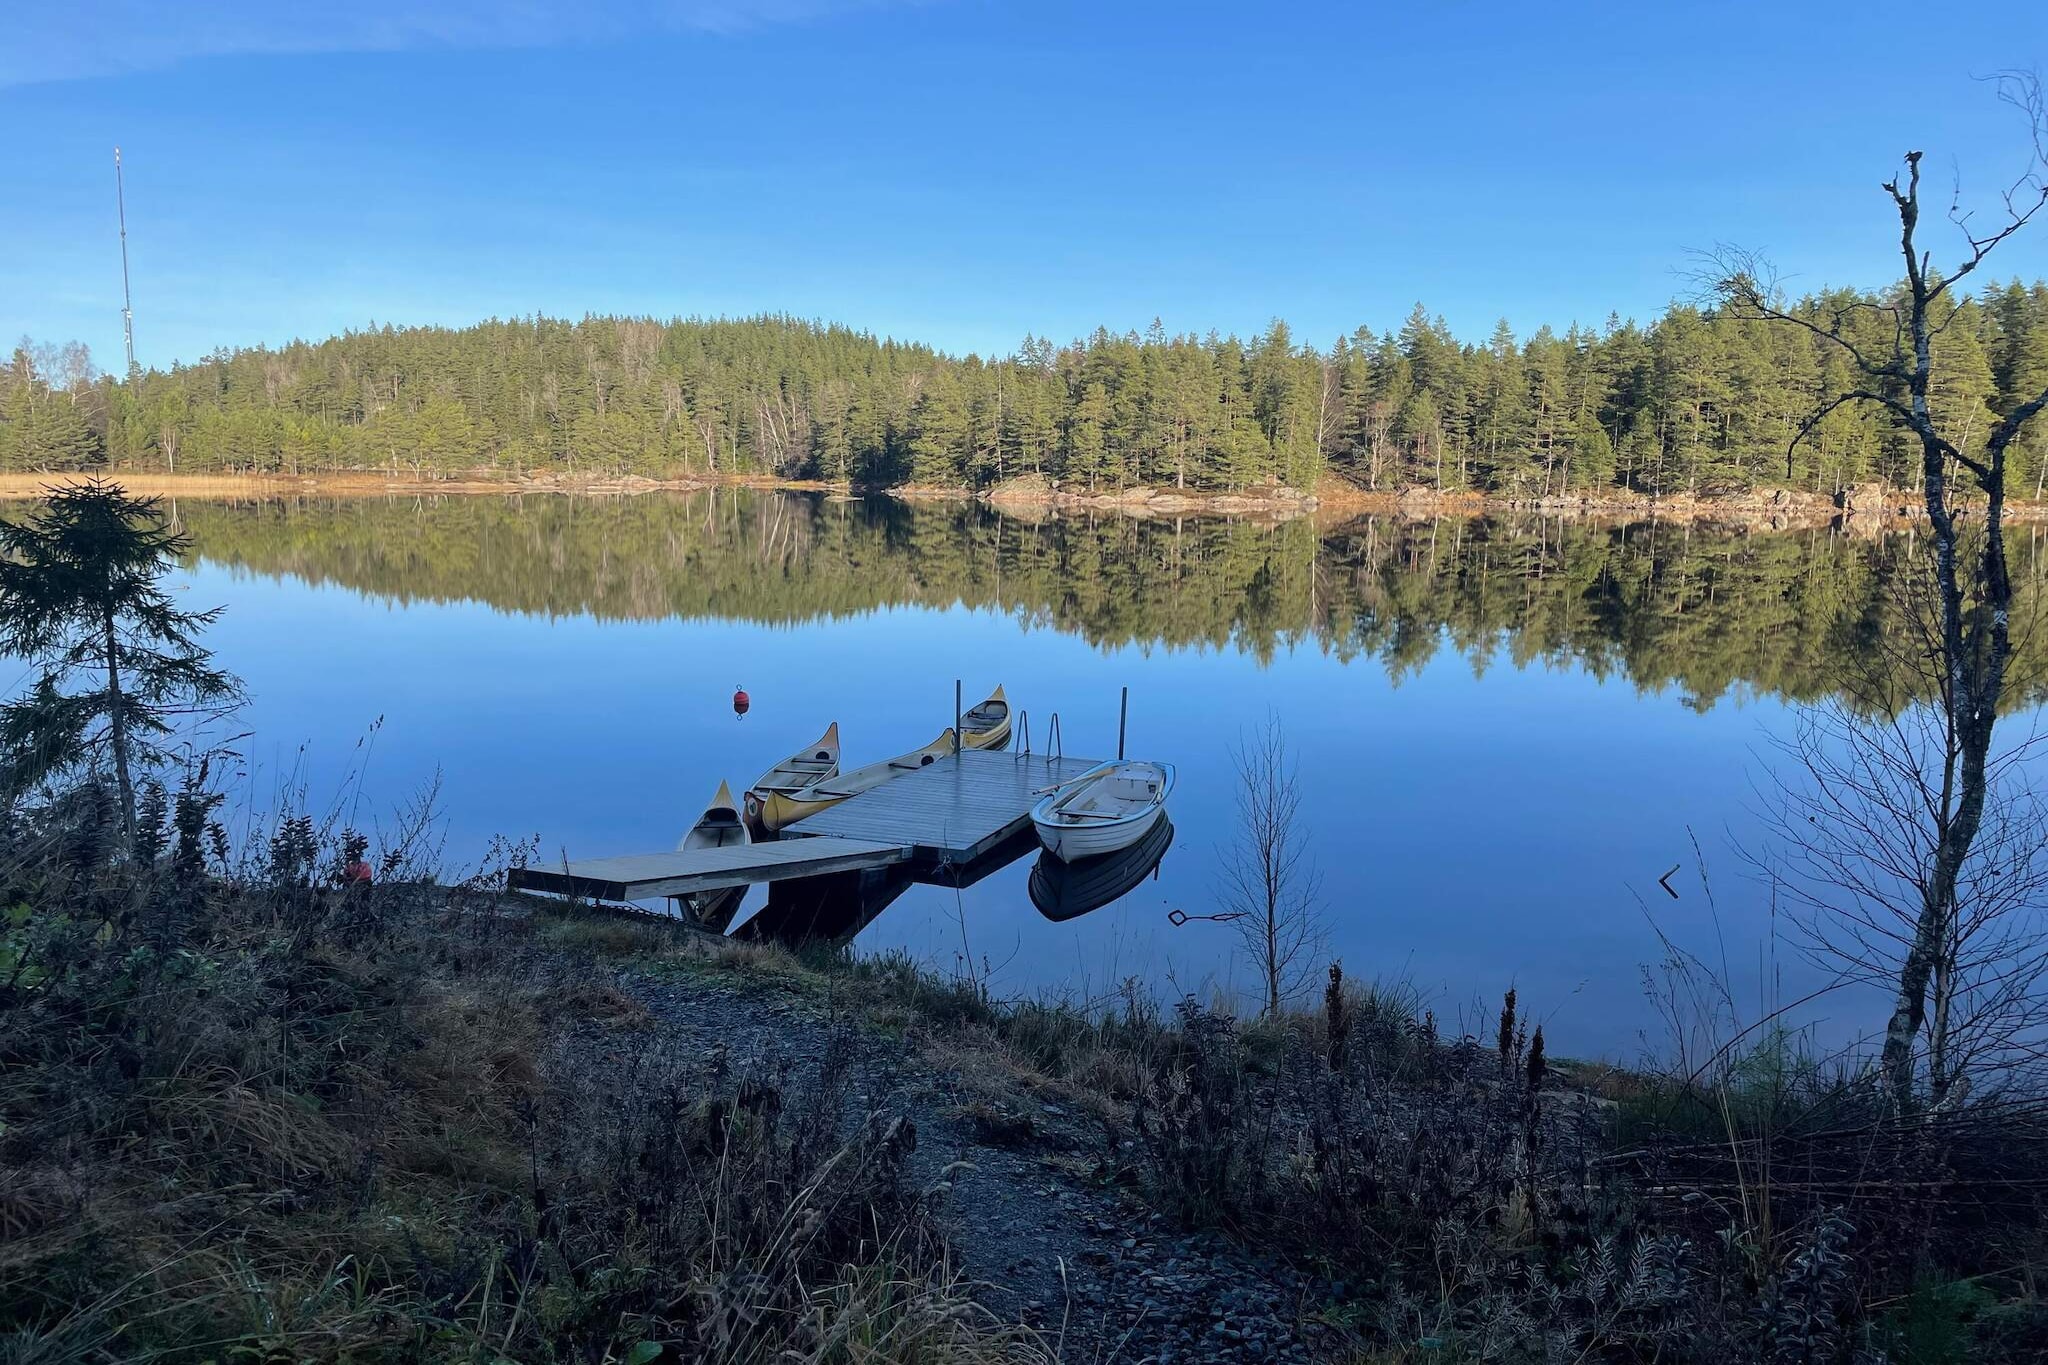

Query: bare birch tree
[[1758, 636, 2048, 1102], [1716, 72, 2048, 1109], [1220, 713, 1323, 1017]]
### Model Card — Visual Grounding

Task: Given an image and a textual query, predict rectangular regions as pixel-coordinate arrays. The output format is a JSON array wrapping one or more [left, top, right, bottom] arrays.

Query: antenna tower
[[115, 146, 137, 378]]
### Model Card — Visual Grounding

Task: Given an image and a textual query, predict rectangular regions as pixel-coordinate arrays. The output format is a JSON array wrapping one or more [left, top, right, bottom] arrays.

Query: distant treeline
[[7, 282, 2048, 495], [172, 491, 2048, 708]]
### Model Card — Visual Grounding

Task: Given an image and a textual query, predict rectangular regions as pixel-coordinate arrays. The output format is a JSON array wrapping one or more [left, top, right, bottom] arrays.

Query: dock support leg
[[739, 866, 914, 946]]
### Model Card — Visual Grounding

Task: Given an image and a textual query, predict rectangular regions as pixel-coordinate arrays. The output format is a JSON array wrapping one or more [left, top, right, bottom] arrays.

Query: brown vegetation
[[0, 782, 1048, 1364], [669, 942, 2048, 1362], [6, 761, 2047, 1361]]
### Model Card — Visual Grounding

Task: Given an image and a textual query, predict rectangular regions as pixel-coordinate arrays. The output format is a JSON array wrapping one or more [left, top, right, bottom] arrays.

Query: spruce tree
[[0, 479, 243, 836], [1570, 410, 1616, 489]]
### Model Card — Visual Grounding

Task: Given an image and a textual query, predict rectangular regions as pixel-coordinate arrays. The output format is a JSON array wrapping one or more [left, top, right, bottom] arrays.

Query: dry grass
[[0, 783, 1035, 1365], [88, 876, 2032, 1364], [637, 939, 2048, 1363]]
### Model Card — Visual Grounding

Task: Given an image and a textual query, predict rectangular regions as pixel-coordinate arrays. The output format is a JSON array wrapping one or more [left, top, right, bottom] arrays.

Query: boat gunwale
[[1031, 760, 1176, 830], [960, 685, 1011, 752], [795, 729, 956, 801], [749, 723, 842, 798], [683, 780, 753, 856]]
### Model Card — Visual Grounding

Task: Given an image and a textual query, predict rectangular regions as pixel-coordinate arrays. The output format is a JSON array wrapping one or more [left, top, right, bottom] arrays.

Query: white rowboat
[[1030, 760, 1175, 862]]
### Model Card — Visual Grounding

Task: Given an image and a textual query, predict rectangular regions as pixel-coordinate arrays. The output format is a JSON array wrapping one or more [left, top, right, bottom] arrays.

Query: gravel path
[[621, 969, 1335, 1364]]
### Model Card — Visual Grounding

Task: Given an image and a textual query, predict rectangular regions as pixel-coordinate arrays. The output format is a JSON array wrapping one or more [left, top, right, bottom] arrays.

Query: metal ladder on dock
[[1014, 709, 1062, 759]]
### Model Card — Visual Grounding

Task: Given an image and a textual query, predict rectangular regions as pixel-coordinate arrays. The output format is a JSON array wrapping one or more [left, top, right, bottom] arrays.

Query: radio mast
[[115, 146, 137, 378]]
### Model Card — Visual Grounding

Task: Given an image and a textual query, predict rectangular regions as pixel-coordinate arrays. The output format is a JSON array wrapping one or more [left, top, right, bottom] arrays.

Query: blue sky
[[4, 0, 2046, 372]]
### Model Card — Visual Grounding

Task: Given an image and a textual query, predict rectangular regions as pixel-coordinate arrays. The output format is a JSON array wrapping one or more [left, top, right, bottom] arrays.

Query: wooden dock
[[788, 750, 1099, 861], [508, 748, 1103, 906], [509, 837, 913, 903]]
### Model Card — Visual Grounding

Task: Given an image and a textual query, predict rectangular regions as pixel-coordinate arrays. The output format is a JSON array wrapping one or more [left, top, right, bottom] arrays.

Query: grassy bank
[[0, 786, 1044, 1364], [5, 776, 2046, 1362], [549, 910, 2048, 1363]]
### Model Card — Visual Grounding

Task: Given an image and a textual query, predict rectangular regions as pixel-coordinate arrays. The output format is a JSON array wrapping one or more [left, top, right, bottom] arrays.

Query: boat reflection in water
[[1028, 814, 1175, 922]]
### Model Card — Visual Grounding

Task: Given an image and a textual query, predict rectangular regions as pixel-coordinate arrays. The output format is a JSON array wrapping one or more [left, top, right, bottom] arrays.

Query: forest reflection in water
[[172, 488, 2048, 708], [168, 490, 2048, 1053]]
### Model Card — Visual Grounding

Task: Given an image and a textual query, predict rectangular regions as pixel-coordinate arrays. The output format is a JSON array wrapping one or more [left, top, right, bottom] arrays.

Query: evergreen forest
[[7, 281, 2048, 496]]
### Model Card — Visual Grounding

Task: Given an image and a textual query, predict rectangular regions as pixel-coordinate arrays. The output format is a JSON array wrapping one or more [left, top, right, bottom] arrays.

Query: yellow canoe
[[743, 722, 840, 832], [676, 779, 749, 930], [960, 684, 1011, 751], [755, 728, 957, 832]]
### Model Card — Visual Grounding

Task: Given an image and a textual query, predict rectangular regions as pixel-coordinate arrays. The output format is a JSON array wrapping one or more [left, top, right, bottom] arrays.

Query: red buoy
[[732, 684, 751, 716]]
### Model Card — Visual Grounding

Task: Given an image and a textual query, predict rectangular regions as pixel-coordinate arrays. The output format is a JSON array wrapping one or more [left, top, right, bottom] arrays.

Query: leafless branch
[[1700, 247, 1907, 380], [1219, 712, 1324, 1017], [1930, 70, 2048, 302]]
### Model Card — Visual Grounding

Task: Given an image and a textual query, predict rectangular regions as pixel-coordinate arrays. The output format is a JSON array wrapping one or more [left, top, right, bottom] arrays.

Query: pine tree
[[1396, 389, 1445, 490], [0, 480, 243, 836], [1997, 283, 2048, 497], [1928, 297, 2000, 470], [907, 371, 969, 486], [1569, 408, 1616, 490], [1524, 327, 1572, 494], [1066, 382, 1111, 491], [0, 346, 105, 472], [1476, 319, 1530, 487]]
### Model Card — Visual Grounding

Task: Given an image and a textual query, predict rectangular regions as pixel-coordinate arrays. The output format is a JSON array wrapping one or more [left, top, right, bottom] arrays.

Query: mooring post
[[1118, 685, 1128, 759], [955, 679, 963, 754]]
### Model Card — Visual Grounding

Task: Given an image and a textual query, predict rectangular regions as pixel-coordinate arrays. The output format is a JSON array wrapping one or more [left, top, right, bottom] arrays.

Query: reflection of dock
[[509, 749, 1104, 941]]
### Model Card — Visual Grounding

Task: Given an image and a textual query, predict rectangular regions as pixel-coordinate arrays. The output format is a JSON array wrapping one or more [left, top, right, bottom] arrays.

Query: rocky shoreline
[[9, 467, 2041, 529], [973, 472, 1320, 520], [977, 473, 2048, 529]]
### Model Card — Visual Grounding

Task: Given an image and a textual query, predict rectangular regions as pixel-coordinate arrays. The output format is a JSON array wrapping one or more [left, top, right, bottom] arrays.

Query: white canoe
[[1030, 760, 1176, 862]]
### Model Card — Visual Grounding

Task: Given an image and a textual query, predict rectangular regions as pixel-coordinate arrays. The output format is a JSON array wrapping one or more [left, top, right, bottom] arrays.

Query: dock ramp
[[509, 836, 912, 902], [508, 749, 1106, 933]]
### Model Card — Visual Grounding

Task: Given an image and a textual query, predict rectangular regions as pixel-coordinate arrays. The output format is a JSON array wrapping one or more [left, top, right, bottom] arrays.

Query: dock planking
[[509, 836, 911, 902], [789, 749, 1103, 861], [509, 748, 1105, 905]]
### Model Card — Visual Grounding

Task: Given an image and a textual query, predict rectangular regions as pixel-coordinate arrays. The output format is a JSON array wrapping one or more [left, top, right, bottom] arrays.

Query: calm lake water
[[162, 491, 2048, 1058]]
